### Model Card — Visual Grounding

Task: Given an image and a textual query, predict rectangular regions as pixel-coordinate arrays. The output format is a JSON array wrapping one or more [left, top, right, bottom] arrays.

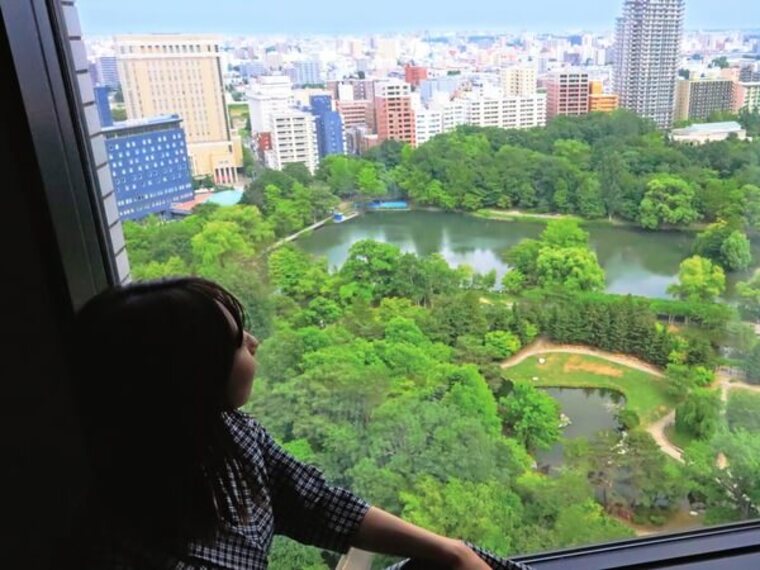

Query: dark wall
[[0, 14, 87, 569]]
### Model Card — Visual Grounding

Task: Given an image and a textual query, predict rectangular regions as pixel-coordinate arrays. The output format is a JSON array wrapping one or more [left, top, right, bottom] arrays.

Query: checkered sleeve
[[257, 424, 371, 553]]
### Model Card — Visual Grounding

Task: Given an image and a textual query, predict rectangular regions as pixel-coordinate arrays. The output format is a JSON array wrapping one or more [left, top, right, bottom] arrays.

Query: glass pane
[[70, 0, 760, 566]]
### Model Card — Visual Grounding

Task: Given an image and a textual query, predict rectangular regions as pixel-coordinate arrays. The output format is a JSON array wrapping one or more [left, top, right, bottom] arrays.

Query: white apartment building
[[415, 108, 444, 146], [266, 111, 319, 174], [247, 75, 295, 133], [465, 94, 547, 130], [736, 82, 760, 114]]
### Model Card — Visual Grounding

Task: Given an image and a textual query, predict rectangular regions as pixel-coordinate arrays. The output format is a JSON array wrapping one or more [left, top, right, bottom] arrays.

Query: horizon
[[77, 0, 760, 37]]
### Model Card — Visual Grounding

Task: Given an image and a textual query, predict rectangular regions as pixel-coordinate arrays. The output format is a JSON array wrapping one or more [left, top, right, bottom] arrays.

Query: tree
[[190, 220, 252, 273], [281, 162, 313, 186], [667, 256, 726, 302], [500, 381, 561, 451], [675, 388, 722, 440], [726, 391, 760, 432], [639, 175, 700, 229], [742, 343, 760, 384], [484, 331, 522, 360], [540, 219, 589, 248], [736, 270, 760, 321], [720, 230, 752, 272], [400, 476, 525, 556], [338, 240, 402, 302], [684, 430, 760, 523], [535, 247, 606, 292], [268, 537, 329, 570]]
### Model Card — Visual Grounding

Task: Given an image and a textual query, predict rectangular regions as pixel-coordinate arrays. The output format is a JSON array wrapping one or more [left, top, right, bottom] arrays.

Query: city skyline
[[77, 0, 760, 36]]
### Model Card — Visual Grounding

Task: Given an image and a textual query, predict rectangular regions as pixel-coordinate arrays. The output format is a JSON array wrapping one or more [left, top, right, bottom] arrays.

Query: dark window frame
[[3, 1, 760, 568], [2, 0, 117, 310]]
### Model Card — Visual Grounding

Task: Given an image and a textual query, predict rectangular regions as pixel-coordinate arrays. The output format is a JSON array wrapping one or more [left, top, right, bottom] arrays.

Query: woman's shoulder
[[222, 410, 270, 464]]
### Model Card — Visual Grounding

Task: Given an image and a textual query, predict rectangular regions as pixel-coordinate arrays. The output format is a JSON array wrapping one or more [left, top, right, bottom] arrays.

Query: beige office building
[[115, 34, 242, 184], [500, 66, 538, 96]]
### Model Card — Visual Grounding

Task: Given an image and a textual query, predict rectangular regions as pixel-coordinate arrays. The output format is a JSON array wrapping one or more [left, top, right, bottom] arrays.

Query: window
[[22, 0, 760, 568]]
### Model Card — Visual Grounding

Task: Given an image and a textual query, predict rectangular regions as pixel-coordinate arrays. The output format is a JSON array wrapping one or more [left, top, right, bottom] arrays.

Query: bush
[[617, 409, 640, 431], [648, 514, 667, 526]]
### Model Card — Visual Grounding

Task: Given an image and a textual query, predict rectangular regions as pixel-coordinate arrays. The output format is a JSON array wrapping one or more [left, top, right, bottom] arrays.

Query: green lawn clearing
[[504, 353, 675, 424]]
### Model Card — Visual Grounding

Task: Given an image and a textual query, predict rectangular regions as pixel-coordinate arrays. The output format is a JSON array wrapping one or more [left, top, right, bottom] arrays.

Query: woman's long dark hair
[[72, 277, 253, 551]]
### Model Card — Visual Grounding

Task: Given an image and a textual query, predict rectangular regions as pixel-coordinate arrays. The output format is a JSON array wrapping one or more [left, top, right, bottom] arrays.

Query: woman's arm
[[352, 506, 492, 570]]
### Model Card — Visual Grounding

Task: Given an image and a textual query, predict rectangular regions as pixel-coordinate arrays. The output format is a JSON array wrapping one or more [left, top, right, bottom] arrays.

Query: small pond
[[535, 387, 625, 473]]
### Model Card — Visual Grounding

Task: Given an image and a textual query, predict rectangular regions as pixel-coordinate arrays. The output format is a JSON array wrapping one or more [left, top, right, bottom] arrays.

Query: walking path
[[264, 211, 359, 254], [500, 339, 664, 377]]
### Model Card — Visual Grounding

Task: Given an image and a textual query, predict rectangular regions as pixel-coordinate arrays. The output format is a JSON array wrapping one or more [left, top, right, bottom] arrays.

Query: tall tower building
[[115, 34, 242, 185], [614, 0, 685, 128]]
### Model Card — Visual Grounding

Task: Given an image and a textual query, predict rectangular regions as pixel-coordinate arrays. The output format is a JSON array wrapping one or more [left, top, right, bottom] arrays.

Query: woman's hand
[[448, 540, 493, 570], [353, 508, 495, 569]]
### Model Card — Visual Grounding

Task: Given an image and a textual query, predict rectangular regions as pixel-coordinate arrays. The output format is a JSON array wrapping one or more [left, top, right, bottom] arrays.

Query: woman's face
[[219, 304, 259, 408], [228, 329, 259, 408]]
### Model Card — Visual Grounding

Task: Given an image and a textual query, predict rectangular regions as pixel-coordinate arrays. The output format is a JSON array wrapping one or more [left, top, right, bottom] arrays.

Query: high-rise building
[[735, 82, 760, 113], [292, 60, 322, 86], [115, 35, 242, 185], [247, 75, 295, 133], [96, 56, 120, 89], [310, 95, 345, 159], [500, 67, 537, 96], [674, 78, 735, 122], [404, 64, 428, 88], [546, 70, 590, 119], [374, 79, 416, 146], [267, 112, 319, 174], [614, 0, 685, 128], [103, 115, 193, 221], [588, 81, 620, 113], [94, 85, 113, 128]]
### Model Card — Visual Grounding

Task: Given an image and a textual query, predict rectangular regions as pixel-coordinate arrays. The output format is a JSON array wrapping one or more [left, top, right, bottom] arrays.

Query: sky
[[77, 0, 760, 36]]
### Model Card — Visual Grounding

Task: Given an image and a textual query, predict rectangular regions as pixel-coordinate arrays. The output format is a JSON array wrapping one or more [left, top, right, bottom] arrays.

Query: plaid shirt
[[85, 411, 529, 569]]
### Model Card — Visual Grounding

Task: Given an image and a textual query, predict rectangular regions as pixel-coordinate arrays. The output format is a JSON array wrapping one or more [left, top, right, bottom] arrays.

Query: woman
[[68, 277, 527, 569]]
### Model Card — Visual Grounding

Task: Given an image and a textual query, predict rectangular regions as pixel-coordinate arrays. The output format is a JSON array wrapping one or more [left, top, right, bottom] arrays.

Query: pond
[[535, 387, 624, 473], [295, 210, 758, 300]]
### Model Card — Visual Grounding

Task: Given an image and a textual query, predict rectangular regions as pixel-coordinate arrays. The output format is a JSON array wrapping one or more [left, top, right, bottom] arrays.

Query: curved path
[[500, 339, 664, 377], [502, 341, 760, 463]]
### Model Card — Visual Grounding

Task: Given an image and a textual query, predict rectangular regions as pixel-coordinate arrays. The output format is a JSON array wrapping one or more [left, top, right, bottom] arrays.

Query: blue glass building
[[309, 95, 344, 159], [103, 115, 193, 221], [94, 85, 113, 127]]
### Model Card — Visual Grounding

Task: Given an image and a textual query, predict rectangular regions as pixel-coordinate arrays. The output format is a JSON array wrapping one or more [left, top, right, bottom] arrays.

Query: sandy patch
[[563, 355, 623, 378]]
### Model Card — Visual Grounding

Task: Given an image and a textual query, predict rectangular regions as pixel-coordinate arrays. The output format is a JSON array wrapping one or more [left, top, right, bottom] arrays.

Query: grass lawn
[[664, 423, 695, 451], [228, 103, 249, 119], [503, 353, 676, 424]]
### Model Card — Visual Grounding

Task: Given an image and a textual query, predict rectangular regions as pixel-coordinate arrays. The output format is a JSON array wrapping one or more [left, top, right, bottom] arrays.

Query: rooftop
[[102, 114, 183, 134], [671, 121, 744, 135]]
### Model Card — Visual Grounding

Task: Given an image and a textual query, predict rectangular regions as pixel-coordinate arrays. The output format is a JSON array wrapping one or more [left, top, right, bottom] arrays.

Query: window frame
[[2, 0, 119, 310], [4, 0, 760, 567]]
